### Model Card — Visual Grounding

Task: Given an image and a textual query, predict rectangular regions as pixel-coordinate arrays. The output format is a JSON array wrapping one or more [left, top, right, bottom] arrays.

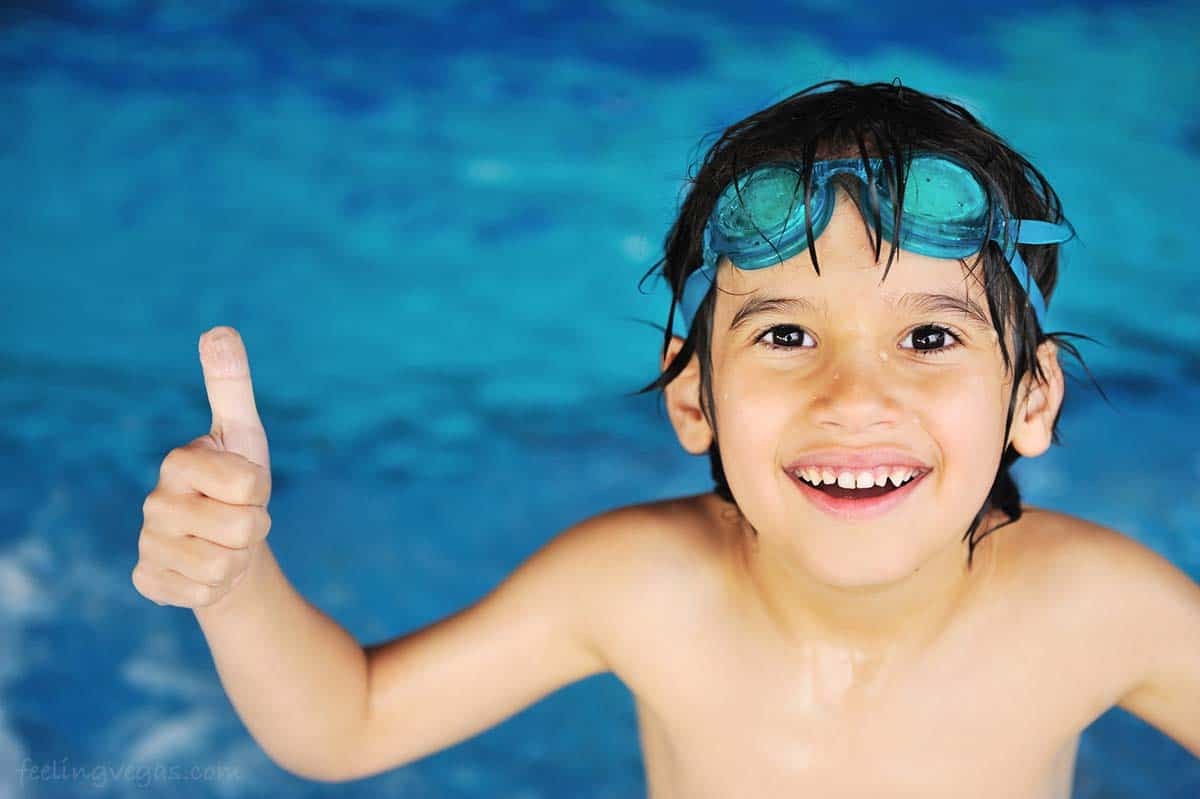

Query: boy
[[133, 80, 1199, 797]]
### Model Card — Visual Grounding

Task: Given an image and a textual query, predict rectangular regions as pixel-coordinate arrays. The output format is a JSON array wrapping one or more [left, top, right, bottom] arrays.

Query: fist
[[133, 327, 273, 609]]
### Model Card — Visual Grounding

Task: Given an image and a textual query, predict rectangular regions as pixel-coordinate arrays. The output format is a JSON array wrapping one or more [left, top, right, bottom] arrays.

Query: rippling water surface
[[1, 2, 1197, 796]]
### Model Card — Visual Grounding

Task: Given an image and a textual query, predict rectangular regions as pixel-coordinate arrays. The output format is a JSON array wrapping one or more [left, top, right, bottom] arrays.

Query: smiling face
[[663, 187, 1063, 589]]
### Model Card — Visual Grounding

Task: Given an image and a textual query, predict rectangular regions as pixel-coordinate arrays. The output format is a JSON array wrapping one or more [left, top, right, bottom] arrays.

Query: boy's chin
[[784, 532, 961, 590]]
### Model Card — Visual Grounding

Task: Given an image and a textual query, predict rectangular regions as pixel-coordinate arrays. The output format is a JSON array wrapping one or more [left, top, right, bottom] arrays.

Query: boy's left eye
[[900, 324, 963, 356], [754, 324, 963, 357]]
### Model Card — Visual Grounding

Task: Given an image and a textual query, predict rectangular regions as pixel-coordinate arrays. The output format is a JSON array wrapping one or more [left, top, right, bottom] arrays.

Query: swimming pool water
[[1, 1, 1198, 796]]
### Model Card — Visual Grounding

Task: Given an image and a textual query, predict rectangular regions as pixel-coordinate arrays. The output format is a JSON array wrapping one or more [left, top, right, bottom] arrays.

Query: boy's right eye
[[755, 324, 813, 351]]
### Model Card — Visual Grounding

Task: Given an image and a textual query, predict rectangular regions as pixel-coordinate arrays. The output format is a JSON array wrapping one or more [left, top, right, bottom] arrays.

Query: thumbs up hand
[[133, 327, 274, 609]]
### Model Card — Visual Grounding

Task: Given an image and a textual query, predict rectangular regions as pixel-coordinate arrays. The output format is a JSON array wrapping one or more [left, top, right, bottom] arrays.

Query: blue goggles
[[674, 152, 1074, 331]]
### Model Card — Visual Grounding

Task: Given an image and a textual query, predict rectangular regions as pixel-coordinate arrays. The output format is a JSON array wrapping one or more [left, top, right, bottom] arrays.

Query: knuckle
[[238, 509, 260, 545], [141, 491, 161, 520], [242, 466, 261, 504], [159, 447, 183, 479], [131, 564, 155, 598], [235, 461, 267, 505], [230, 506, 265, 547], [250, 506, 271, 540], [136, 533, 154, 562], [225, 515, 252, 549], [204, 554, 234, 585], [226, 465, 256, 504], [241, 464, 267, 505]]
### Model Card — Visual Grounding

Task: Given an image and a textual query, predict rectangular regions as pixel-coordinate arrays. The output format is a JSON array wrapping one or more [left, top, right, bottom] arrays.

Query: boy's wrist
[[194, 539, 269, 622]]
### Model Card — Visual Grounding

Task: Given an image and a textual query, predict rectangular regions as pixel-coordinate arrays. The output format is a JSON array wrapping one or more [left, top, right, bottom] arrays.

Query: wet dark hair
[[630, 78, 1105, 568]]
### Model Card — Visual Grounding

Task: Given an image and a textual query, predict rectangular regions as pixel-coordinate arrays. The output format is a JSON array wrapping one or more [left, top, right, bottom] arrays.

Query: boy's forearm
[[193, 539, 368, 781]]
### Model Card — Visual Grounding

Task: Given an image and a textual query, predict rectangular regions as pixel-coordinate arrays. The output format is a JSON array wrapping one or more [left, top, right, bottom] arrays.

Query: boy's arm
[[165, 327, 621, 782], [193, 538, 372, 779], [194, 502, 633, 783], [326, 505, 644, 782], [1106, 531, 1200, 758]]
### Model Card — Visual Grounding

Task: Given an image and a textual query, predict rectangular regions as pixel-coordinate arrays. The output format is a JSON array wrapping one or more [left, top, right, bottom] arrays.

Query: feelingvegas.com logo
[[18, 757, 243, 789]]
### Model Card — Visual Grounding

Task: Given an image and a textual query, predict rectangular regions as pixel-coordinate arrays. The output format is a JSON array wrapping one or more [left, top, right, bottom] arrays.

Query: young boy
[[133, 80, 1199, 797]]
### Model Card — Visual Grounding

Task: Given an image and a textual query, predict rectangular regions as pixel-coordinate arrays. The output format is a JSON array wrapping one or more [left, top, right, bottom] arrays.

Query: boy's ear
[[1008, 339, 1064, 458], [662, 335, 713, 455]]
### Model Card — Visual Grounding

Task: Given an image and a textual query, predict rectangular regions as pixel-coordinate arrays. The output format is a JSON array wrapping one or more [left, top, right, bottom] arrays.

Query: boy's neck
[[730, 508, 1004, 662]]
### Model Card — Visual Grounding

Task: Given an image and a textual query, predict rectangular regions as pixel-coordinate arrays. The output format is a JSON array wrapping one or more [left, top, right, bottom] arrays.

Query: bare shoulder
[[1004, 505, 1195, 592], [562, 492, 738, 672], [569, 492, 733, 606], [1002, 505, 1200, 756]]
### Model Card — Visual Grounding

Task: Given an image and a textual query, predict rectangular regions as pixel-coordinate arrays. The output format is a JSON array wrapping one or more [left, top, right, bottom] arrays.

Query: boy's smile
[[664, 187, 1064, 655]]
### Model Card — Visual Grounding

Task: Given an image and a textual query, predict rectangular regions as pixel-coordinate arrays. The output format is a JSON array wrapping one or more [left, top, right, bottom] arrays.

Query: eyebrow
[[728, 291, 993, 332]]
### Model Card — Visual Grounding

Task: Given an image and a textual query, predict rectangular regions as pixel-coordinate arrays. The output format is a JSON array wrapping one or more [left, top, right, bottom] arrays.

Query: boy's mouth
[[787, 467, 931, 520], [791, 465, 927, 494], [814, 481, 904, 500]]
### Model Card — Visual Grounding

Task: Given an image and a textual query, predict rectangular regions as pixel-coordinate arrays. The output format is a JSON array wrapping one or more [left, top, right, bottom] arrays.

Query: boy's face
[[665, 189, 1062, 588]]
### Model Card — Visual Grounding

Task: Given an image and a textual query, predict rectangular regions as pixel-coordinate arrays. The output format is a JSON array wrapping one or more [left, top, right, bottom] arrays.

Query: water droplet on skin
[[786, 639, 888, 715]]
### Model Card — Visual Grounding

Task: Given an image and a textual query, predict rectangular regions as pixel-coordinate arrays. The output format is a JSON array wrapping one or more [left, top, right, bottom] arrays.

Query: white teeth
[[795, 467, 920, 489]]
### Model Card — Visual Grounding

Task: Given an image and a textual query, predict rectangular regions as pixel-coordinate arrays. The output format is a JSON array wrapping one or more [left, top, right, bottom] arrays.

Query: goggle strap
[[1005, 246, 1048, 323], [1001, 218, 1074, 323], [1010, 218, 1074, 246], [674, 264, 713, 333]]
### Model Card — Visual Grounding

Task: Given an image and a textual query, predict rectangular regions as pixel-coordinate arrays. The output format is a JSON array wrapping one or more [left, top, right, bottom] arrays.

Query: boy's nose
[[806, 346, 904, 432]]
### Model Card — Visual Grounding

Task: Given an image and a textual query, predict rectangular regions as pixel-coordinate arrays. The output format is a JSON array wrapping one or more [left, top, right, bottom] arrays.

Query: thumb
[[198, 326, 271, 471]]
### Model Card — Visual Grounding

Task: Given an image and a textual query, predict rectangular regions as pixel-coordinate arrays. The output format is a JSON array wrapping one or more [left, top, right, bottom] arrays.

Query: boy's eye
[[756, 325, 814, 350], [901, 325, 962, 356], [754, 324, 962, 357]]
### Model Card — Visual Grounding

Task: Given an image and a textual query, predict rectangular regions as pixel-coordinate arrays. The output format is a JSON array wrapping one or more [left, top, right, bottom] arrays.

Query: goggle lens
[[901, 155, 987, 223], [717, 167, 807, 243]]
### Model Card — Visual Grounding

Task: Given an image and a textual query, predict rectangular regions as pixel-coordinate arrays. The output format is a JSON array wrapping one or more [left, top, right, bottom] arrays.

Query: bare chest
[[619, 589, 1106, 798], [631, 672, 1083, 799]]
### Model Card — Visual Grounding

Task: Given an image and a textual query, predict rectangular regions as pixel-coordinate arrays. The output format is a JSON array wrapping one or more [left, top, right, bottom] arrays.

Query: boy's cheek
[[719, 396, 793, 453]]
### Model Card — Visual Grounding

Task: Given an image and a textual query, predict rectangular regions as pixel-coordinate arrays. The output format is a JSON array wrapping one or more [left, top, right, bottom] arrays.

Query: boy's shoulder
[[555, 493, 746, 667], [996, 504, 1193, 610], [565, 492, 735, 606], [964, 505, 1200, 756]]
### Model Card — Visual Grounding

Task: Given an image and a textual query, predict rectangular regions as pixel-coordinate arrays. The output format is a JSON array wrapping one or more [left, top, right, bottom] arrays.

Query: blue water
[[1, 1, 1198, 796]]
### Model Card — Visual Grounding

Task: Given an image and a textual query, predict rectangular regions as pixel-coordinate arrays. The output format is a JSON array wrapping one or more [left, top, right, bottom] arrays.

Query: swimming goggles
[[673, 151, 1074, 331]]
